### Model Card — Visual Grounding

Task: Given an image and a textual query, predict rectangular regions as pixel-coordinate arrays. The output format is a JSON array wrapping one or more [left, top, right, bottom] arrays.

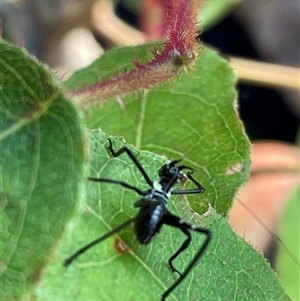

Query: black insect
[[64, 139, 212, 300]]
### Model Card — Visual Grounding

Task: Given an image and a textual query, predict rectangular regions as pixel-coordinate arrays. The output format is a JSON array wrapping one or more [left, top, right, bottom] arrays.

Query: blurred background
[[2, 0, 298, 138], [1, 0, 299, 281]]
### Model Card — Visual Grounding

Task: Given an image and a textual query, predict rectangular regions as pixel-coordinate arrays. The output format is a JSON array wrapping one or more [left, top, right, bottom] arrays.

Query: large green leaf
[[67, 46, 249, 216], [37, 131, 288, 301], [0, 39, 86, 300]]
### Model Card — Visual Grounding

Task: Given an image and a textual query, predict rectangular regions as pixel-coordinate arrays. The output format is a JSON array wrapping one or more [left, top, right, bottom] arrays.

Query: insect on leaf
[[37, 131, 289, 301]]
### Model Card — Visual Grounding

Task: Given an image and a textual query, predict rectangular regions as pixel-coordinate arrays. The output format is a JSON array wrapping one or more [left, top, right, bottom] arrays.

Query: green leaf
[[1, 38, 288, 301], [36, 131, 288, 301], [277, 185, 300, 301], [0, 39, 86, 300], [67, 46, 250, 216], [199, 0, 242, 30]]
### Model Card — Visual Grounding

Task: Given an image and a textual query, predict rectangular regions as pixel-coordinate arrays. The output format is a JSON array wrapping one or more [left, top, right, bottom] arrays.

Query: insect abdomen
[[134, 205, 166, 244]]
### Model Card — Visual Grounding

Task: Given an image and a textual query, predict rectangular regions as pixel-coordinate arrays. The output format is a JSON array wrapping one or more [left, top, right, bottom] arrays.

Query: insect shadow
[[64, 139, 212, 301]]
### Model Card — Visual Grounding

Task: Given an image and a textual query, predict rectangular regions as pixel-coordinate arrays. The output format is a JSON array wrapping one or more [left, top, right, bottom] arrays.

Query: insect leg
[[107, 139, 153, 187], [161, 213, 211, 301], [167, 227, 191, 275], [171, 171, 205, 195], [63, 217, 136, 267], [89, 177, 147, 196]]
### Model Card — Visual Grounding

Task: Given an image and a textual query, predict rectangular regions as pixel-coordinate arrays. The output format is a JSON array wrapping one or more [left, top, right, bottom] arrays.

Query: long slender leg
[[161, 213, 212, 301], [63, 217, 136, 267], [88, 177, 148, 196], [107, 139, 153, 187], [171, 171, 205, 195], [167, 227, 191, 275], [171, 188, 204, 195]]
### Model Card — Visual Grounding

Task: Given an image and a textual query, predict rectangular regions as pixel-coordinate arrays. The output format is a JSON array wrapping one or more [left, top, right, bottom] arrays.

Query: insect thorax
[[150, 180, 171, 205]]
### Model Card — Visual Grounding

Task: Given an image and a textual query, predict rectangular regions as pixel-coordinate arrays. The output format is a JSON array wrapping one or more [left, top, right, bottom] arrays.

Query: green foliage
[[0, 39, 87, 300], [0, 38, 289, 300], [67, 46, 250, 215], [277, 186, 300, 301], [37, 131, 288, 301]]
